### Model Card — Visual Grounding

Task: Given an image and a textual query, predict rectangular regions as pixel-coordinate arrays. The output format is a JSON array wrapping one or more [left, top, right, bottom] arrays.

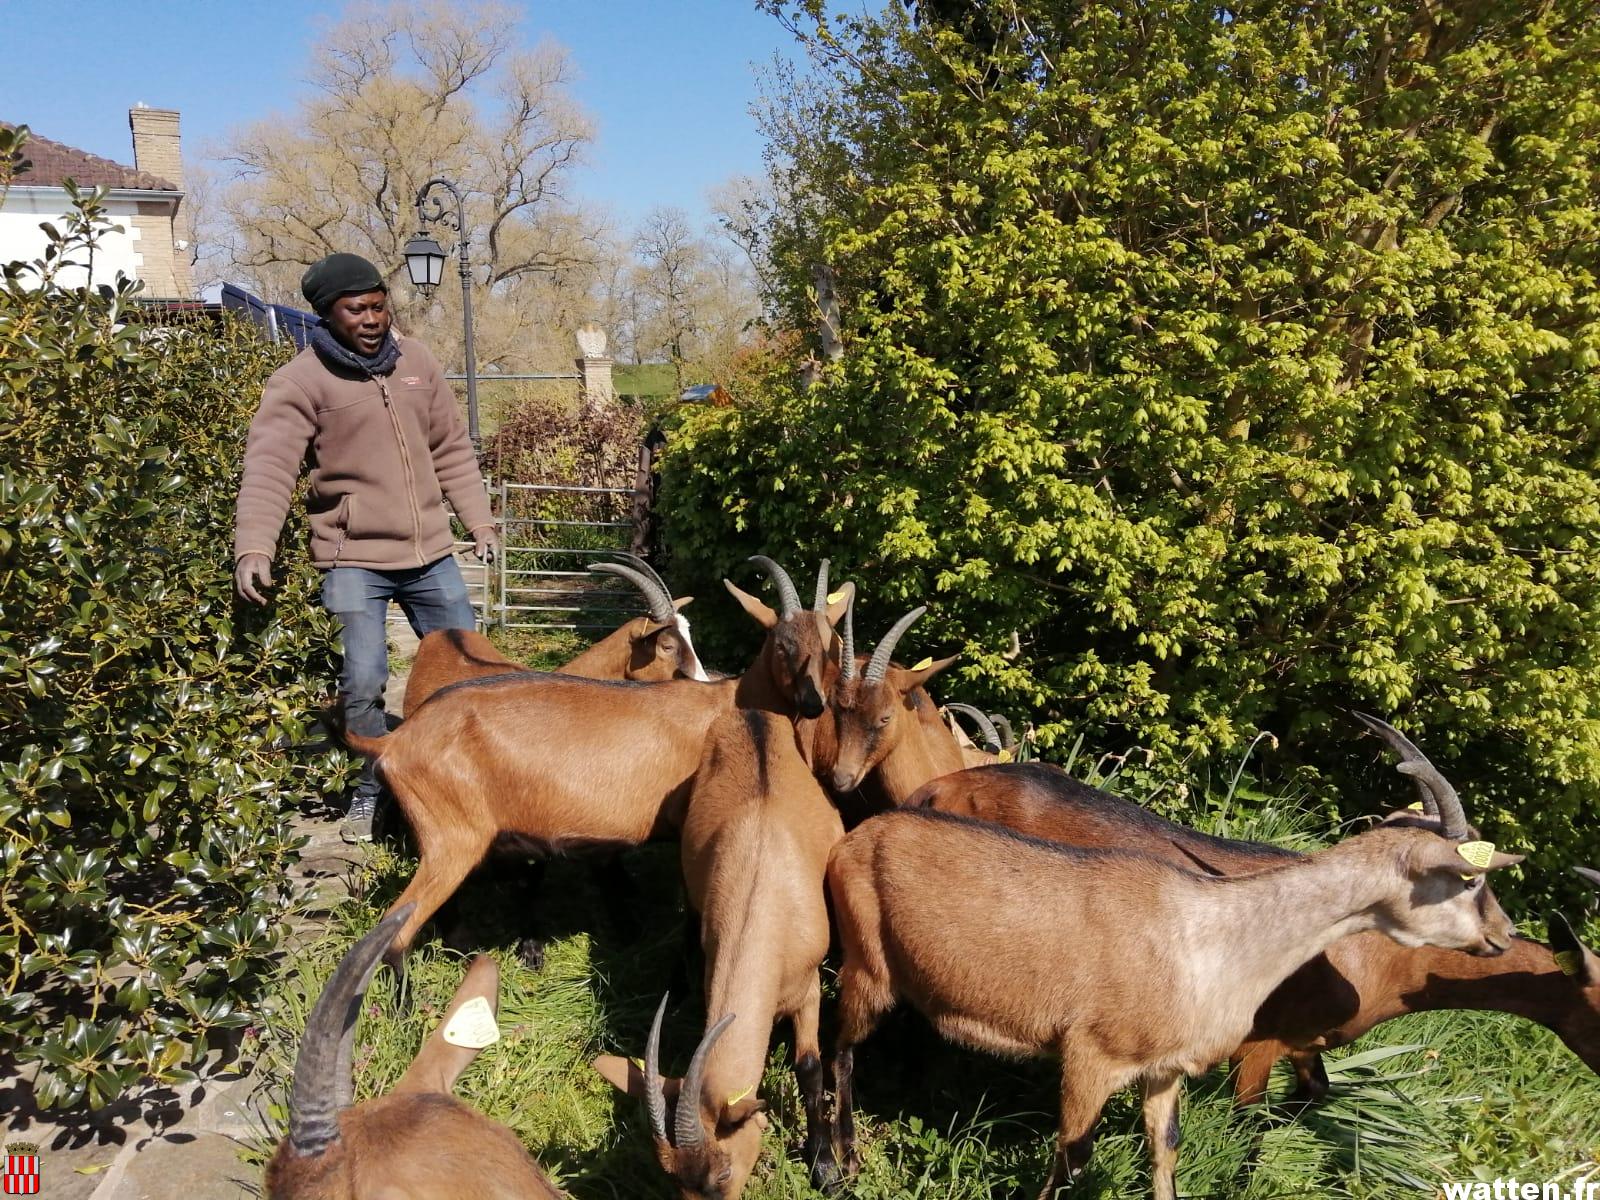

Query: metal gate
[[492, 480, 646, 630]]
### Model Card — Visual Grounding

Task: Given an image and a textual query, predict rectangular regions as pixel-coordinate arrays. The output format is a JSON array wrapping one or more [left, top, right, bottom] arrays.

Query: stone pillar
[[575, 324, 615, 415], [128, 105, 194, 298]]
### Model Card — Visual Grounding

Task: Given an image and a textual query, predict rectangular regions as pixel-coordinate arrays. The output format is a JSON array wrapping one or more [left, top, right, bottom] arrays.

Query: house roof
[[2, 124, 177, 192]]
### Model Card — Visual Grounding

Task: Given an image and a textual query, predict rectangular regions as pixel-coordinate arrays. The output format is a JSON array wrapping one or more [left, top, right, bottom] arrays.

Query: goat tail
[[322, 696, 389, 761], [287, 903, 416, 1159]]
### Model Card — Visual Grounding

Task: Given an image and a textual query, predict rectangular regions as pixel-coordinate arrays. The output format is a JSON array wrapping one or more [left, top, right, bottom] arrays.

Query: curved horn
[[945, 703, 1001, 753], [1575, 866, 1600, 891], [747, 555, 801, 618], [617, 551, 672, 600], [674, 1012, 735, 1153], [1352, 711, 1467, 838], [644, 993, 671, 1153], [591, 561, 674, 625], [839, 594, 858, 682], [814, 558, 831, 613], [989, 712, 1016, 751], [865, 606, 927, 684], [289, 903, 414, 1159]]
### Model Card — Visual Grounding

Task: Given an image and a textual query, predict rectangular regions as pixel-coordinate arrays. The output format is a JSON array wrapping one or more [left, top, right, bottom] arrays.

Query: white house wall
[[0, 189, 148, 291]]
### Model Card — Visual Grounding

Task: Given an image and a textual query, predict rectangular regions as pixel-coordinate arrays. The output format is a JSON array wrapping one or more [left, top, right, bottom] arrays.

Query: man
[[233, 252, 499, 841]]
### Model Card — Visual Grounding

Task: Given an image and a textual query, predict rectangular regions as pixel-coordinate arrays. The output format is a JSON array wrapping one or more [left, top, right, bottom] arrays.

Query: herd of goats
[[263, 554, 1600, 1200]]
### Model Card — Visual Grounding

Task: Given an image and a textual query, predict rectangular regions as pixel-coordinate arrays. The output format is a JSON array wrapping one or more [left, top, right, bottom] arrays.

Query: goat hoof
[[810, 1149, 843, 1193], [516, 937, 546, 971]]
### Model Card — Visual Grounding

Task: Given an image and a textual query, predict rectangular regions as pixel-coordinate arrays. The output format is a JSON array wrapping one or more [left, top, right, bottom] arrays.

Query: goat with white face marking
[[826, 785, 1522, 1200], [912, 715, 1570, 1110], [402, 556, 707, 717], [595, 708, 845, 1197], [335, 556, 850, 970], [266, 905, 563, 1199]]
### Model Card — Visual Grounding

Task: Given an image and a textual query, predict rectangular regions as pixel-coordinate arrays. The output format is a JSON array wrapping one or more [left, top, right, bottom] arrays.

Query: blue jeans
[[322, 555, 478, 802]]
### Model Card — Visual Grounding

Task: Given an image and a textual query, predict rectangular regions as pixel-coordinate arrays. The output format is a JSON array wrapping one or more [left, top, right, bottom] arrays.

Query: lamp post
[[404, 177, 480, 455]]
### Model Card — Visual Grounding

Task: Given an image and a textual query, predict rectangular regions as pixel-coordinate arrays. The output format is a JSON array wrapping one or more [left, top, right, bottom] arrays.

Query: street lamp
[[405, 177, 480, 455]]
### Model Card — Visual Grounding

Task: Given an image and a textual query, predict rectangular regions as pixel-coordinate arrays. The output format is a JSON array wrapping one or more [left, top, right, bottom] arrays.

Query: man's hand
[[473, 526, 500, 565], [235, 553, 274, 604]]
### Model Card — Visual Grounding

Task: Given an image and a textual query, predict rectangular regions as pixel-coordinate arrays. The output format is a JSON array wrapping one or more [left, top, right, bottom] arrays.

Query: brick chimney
[[128, 104, 183, 188], [127, 105, 194, 298]]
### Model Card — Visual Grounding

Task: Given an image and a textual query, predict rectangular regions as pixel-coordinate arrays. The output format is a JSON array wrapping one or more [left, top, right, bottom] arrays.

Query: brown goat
[[337, 557, 850, 968], [811, 604, 963, 810], [594, 708, 844, 1197], [266, 905, 562, 1199], [826, 796, 1521, 1200], [725, 556, 852, 719], [910, 722, 1581, 1112], [402, 557, 705, 717]]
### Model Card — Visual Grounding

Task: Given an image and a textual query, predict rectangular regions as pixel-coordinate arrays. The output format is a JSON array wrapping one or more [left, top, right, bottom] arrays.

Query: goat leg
[[830, 1043, 860, 1185], [1289, 1050, 1330, 1105], [795, 978, 839, 1191], [1141, 1071, 1183, 1200], [1227, 1042, 1279, 1109], [1040, 1051, 1111, 1200]]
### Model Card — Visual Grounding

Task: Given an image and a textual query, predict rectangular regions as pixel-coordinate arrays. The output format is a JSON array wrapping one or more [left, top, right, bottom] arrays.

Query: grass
[[243, 763, 1600, 1198]]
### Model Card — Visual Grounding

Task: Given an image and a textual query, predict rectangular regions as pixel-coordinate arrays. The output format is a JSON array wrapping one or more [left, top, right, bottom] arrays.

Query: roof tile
[[2, 124, 178, 192]]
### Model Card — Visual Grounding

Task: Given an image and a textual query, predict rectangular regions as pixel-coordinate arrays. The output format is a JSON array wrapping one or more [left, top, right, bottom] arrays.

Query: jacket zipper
[[378, 377, 426, 566]]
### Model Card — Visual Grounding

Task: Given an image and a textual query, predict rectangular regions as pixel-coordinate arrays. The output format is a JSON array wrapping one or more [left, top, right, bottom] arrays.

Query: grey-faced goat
[[266, 904, 562, 1199], [911, 715, 1581, 1108], [826, 786, 1521, 1200], [594, 707, 844, 1198]]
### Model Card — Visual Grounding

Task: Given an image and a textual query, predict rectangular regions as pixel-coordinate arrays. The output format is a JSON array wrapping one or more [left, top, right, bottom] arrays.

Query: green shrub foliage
[[0, 181, 347, 1108], [663, 2, 1600, 883]]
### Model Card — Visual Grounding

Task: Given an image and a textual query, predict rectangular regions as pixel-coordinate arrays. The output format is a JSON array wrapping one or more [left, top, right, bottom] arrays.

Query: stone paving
[[2, 633, 417, 1199]]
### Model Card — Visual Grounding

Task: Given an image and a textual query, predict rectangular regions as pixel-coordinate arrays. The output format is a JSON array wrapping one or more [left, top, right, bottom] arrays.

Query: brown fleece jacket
[[232, 335, 494, 571]]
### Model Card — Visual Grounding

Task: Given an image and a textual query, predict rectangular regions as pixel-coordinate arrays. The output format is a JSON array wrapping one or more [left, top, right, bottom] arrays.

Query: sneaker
[[340, 794, 377, 844]]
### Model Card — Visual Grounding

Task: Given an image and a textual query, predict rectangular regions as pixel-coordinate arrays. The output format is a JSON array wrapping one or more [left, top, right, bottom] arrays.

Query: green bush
[[663, 1, 1600, 898], [0, 175, 348, 1108]]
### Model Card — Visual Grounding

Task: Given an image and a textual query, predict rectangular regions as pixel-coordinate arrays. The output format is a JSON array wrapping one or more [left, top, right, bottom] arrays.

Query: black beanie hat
[[301, 253, 387, 314]]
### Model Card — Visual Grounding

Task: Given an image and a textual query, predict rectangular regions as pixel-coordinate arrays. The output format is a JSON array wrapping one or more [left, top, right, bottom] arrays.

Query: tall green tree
[[663, 0, 1600, 882]]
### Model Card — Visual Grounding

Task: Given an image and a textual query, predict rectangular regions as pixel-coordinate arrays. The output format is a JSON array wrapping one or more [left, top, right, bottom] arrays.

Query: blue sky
[[0, 0, 795, 233]]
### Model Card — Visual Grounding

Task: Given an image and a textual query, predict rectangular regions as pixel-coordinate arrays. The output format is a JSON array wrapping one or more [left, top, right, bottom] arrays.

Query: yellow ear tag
[[1457, 840, 1496, 870], [726, 1084, 754, 1106], [1406, 801, 1425, 813], [442, 995, 500, 1049], [910, 657, 933, 671], [1554, 950, 1582, 977], [630, 1057, 644, 1070], [997, 748, 1014, 762], [827, 589, 847, 604]]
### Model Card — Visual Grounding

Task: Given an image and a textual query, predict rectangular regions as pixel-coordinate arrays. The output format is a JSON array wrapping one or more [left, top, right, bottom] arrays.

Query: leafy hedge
[[662, 1, 1600, 897], [0, 176, 348, 1108]]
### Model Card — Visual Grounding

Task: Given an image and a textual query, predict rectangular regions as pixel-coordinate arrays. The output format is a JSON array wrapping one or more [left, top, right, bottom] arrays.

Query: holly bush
[[0, 171, 348, 1108], [662, 2, 1600, 895]]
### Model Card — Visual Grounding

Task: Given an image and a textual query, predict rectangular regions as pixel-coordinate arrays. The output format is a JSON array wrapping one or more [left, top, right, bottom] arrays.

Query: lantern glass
[[403, 232, 446, 293]]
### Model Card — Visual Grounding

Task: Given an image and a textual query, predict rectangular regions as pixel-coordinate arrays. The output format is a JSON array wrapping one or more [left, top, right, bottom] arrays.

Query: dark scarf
[[311, 320, 401, 377]]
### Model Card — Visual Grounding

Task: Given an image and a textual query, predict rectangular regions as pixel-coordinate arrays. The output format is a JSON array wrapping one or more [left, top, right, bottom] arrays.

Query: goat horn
[[617, 551, 673, 601], [1350, 710, 1440, 819], [865, 606, 927, 684], [839, 593, 858, 682], [814, 559, 830, 613], [747, 555, 801, 618], [1352, 711, 1467, 839], [945, 703, 1002, 753], [289, 903, 414, 1159], [989, 712, 1016, 751], [674, 1012, 735, 1152], [1575, 866, 1600, 891], [590, 561, 674, 625], [644, 993, 671, 1153]]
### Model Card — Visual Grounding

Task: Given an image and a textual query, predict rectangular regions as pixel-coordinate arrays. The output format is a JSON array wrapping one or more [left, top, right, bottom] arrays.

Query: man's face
[[326, 290, 391, 356]]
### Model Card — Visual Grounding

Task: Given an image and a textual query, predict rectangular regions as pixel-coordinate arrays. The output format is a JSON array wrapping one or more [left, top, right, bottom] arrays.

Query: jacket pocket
[[331, 494, 354, 564]]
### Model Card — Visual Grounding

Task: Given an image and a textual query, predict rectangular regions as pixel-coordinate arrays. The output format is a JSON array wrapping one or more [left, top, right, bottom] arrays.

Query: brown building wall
[[128, 107, 194, 298]]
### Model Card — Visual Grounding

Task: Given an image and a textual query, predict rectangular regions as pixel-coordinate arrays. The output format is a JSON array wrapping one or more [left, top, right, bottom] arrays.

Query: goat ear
[[1547, 912, 1598, 985], [1405, 836, 1523, 877], [825, 581, 856, 627], [673, 595, 695, 611], [393, 954, 500, 1096], [718, 1093, 769, 1132], [724, 579, 778, 629], [592, 1055, 686, 1103], [899, 653, 960, 693]]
